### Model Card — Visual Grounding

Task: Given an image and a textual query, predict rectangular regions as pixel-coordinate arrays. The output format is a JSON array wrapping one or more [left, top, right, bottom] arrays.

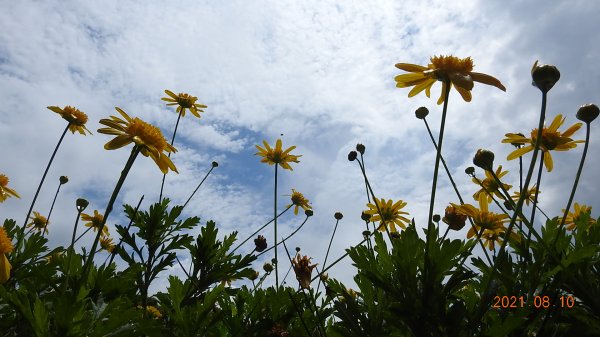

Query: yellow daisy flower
[[503, 114, 584, 172], [364, 198, 410, 232], [161, 90, 207, 119], [0, 174, 20, 203], [47, 106, 92, 135], [138, 305, 163, 319], [452, 195, 509, 240], [81, 210, 109, 237], [98, 107, 178, 174], [511, 185, 539, 206], [27, 211, 49, 233], [0, 226, 14, 284], [99, 236, 115, 253], [255, 139, 301, 171], [394, 55, 506, 104], [472, 165, 512, 203], [563, 203, 596, 231], [287, 189, 312, 215]]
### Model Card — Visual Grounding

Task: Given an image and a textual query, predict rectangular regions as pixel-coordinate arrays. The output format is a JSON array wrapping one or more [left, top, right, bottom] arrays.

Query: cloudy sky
[[1, 0, 599, 292]]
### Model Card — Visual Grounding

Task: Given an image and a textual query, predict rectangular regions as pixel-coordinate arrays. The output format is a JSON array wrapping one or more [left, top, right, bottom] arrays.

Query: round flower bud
[[356, 143, 365, 155], [254, 235, 267, 252], [362, 230, 371, 239], [263, 263, 274, 273], [319, 273, 329, 282], [348, 151, 357, 161], [59, 176, 69, 184], [576, 103, 599, 124], [76, 198, 89, 212], [361, 211, 371, 222], [212, 161, 219, 168], [503, 200, 514, 211], [334, 212, 343, 220], [531, 61, 560, 93], [304, 209, 313, 217], [415, 106, 429, 119], [465, 167, 475, 176], [443, 205, 467, 231], [249, 270, 259, 281], [432, 214, 441, 222], [473, 149, 495, 171], [295, 246, 301, 253], [271, 258, 277, 265]]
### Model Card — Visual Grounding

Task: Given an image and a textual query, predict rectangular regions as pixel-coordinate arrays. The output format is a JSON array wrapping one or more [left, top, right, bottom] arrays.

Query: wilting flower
[[452, 195, 510, 241], [364, 198, 410, 232], [81, 210, 109, 237], [511, 185, 539, 206], [503, 114, 584, 172], [0, 226, 14, 284], [394, 55, 506, 104], [98, 107, 178, 174], [99, 236, 115, 253], [0, 174, 20, 203], [472, 165, 512, 203], [47, 106, 92, 135], [255, 139, 301, 171], [443, 205, 468, 231], [287, 189, 312, 215], [161, 90, 207, 119], [563, 203, 596, 231], [27, 211, 49, 233], [254, 235, 267, 252], [291, 253, 318, 290]]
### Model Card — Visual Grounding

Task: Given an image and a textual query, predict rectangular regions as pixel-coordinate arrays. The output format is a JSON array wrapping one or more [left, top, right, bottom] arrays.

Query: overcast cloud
[[1, 0, 599, 292]]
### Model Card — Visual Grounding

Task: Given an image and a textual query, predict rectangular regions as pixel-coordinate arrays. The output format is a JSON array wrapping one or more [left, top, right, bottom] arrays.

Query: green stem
[[82, 146, 140, 276], [525, 153, 545, 260], [256, 211, 309, 258], [43, 182, 63, 235], [182, 164, 216, 210], [24, 124, 70, 227], [274, 164, 279, 288], [232, 206, 292, 253], [355, 159, 391, 239], [106, 195, 145, 266], [316, 218, 340, 293], [159, 112, 183, 202]]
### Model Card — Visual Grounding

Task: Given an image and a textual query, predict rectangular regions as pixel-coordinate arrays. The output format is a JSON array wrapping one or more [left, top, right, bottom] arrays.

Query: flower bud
[[295, 246, 301, 253], [465, 167, 475, 176], [248, 270, 259, 281], [271, 258, 277, 265], [432, 214, 441, 222], [362, 230, 371, 239], [263, 263, 273, 273], [212, 161, 219, 168], [473, 149, 495, 171], [319, 273, 329, 282], [356, 143, 365, 155], [59, 176, 69, 184], [503, 200, 514, 211], [348, 151, 357, 161], [254, 235, 267, 252], [334, 212, 343, 220], [531, 61, 560, 93], [442, 205, 467, 231], [76, 198, 89, 212], [304, 209, 313, 217], [415, 106, 429, 119], [576, 103, 599, 124], [361, 211, 371, 222]]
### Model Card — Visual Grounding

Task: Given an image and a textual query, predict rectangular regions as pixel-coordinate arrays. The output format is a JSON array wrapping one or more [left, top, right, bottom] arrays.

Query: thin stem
[[43, 182, 63, 235], [232, 205, 292, 254], [360, 152, 371, 204], [24, 124, 70, 227], [355, 159, 391, 239], [316, 218, 340, 293], [274, 164, 279, 288], [556, 122, 591, 237], [74, 227, 92, 245], [159, 112, 183, 202], [106, 195, 145, 266], [182, 164, 217, 211], [525, 153, 545, 256], [64, 209, 83, 290], [82, 146, 140, 276], [256, 212, 309, 258]]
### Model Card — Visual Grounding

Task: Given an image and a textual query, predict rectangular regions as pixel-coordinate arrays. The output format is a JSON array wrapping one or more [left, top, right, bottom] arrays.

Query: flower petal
[[395, 63, 429, 72], [470, 72, 506, 91]]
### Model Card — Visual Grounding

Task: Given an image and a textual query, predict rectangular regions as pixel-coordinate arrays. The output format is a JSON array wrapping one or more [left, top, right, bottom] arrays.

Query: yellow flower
[[161, 90, 207, 119], [27, 211, 49, 233], [452, 195, 509, 239], [472, 165, 512, 203], [98, 107, 178, 174], [364, 198, 410, 232], [511, 185, 539, 206], [0, 226, 13, 284], [81, 210, 109, 237], [138, 305, 162, 319], [0, 174, 20, 203], [47, 106, 92, 135], [287, 189, 312, 215], [100, 236, 115, 253], [563, 203, 596, 231], [291, 253, 318, 290], [503, 114, 584, 172], [255, 139, 301, 171], [394, 55, 506, 104]]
